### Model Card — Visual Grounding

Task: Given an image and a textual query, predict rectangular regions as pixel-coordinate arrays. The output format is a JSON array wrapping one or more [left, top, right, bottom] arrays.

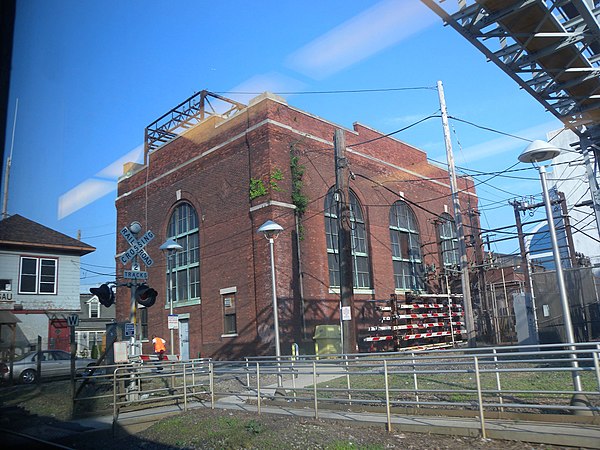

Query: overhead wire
[[217, 86, 438, 96]]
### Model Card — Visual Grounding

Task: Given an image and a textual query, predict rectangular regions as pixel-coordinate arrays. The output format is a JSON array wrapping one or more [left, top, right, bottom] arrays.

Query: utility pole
[[580, 132, 600, 240], [2, 98, 18, 220], [436, 81, 476, 347], [511, 201, 534, 295], [558, 191, 578, 268], [334, 129, 356, 354]]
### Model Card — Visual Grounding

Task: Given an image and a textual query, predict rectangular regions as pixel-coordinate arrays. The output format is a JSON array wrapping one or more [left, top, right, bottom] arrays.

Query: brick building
[[115, 92, 481, 359]]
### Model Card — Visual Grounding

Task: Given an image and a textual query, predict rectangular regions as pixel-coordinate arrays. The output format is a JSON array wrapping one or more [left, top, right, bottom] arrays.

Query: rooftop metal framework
[[422, 0, 600, 142], [144, 90, 246, 163]]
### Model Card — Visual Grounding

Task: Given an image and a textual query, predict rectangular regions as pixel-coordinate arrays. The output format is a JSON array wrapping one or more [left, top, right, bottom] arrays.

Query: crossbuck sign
[[119, 227, 155, 267]]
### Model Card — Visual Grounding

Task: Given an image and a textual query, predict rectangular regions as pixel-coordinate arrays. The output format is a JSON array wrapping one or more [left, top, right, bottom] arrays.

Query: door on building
[[178, 319, 189, 361]]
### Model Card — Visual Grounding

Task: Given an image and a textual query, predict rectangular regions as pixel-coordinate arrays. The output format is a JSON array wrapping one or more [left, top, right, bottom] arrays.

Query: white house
[[0, 214, 95, 355]]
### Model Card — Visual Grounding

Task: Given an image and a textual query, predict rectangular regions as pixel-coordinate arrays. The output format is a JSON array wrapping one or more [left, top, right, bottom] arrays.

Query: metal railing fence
[[73, 342, 600, 438]]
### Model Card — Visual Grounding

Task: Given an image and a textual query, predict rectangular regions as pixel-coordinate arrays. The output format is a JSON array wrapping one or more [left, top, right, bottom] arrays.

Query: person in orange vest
[[152, 334, 167, 361]]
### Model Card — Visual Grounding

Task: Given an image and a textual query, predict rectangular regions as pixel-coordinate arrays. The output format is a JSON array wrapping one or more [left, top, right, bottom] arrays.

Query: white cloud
[[385, 113, 434, 126], [95, 145, 144, 179], [286, 0, 437, 79], [58, 179, 115, 219], [433, 121, 561, 165], [226, 73, 306, 104], [58, 145, 144, 219]]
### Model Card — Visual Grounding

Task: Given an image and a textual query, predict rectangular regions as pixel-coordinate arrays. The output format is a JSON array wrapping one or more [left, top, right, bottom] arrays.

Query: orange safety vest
[[153, 337, 166, 353]]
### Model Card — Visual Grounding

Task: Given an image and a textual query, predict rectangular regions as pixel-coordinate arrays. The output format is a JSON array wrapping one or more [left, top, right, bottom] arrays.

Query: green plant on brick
[[290, 152, 309, 240], [270, 168, 284, 192], [290, 155, 308, 214], [249, 178, 267, 200], [250, 168, 285, 200]]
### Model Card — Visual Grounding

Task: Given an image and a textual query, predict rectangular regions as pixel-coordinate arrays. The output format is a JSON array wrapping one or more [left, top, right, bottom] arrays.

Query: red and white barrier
[[401, 330, 464, 341], [363, 335, 395, 342]]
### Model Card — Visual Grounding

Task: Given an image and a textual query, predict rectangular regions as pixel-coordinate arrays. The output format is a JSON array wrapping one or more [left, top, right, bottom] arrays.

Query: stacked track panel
[[364, 293, 465, 351]]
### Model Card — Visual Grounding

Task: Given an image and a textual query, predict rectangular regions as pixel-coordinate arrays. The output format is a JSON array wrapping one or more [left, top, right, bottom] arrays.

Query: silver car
[[0, 350, 98, 384]]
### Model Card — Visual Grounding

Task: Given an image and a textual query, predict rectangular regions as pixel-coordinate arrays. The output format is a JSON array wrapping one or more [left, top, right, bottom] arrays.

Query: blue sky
[[3, 0, 566, 292]]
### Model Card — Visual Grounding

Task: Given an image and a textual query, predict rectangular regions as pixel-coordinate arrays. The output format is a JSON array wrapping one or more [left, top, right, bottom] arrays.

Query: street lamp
[[258, 219, 284, 387], [160, 238, 183, 355], [518, 140, 582, 392]]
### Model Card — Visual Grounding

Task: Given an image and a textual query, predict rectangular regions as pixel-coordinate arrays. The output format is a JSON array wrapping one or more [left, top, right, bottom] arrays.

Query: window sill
[[221, 333, 238, 338], [166, 298, 201, 309], [394, 288, 425, 294], [328, 288, 374, 295]]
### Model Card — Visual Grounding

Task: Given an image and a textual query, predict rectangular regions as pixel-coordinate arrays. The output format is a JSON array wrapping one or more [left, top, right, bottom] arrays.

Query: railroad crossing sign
[[123, 270, 148, 280], [118, 226, 155, 267]]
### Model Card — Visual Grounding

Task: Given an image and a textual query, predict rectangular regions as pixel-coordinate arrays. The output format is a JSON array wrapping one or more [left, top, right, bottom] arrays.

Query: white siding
[[0, 250, 82, 311], [0, 251, 20, 296]]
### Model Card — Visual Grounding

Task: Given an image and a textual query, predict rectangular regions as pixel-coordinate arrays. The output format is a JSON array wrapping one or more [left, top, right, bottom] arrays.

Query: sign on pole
[[123, 270, 148, 280], [341, 306, 352, 321], [168, 314, 179, 330], [67, 314, 79, 327], [118, 228, 155, 266], [124, 322, 135, 337]]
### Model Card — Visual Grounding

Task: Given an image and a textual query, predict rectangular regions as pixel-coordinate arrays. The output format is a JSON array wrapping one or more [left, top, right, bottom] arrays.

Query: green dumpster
[[313, 325, 341, 357]]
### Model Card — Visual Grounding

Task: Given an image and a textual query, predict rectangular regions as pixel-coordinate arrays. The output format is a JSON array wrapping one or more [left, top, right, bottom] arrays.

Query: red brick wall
[[116, 94, 481, 358]]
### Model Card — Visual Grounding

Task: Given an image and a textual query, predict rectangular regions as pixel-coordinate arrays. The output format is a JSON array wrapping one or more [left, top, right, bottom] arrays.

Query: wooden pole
[[334, 129, 356, 353], [437, 81, 476, 347]]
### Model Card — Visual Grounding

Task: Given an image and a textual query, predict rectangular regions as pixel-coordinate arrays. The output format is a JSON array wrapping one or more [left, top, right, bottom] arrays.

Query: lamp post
[[258, 219, 283, 387], [518, 140, 582, 392], [160, 238, 183, 355]]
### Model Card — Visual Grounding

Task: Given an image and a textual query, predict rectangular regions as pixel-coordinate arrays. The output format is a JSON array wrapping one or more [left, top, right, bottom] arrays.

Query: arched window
[[389, 201, 424, 290], [324, 188, 371, 289], [167, 202, 200, 304], [438, 213, 459, 269]]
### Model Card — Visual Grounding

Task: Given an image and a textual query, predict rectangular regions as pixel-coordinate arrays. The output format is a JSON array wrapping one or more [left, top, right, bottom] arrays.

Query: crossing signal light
[[90, 284, 115, 307], [135, 284, 158, 307]]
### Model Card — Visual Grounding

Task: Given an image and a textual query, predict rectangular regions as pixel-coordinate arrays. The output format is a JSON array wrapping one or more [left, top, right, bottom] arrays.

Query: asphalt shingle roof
[[0, 214, 95, 256]]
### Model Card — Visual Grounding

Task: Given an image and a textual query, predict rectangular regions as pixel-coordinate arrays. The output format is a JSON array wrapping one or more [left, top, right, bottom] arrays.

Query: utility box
[[313, 325, 341, 357]]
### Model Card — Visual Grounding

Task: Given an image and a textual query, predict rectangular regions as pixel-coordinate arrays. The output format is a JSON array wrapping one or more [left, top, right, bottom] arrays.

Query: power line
[[448, 116, 534, 142], [217, 86, 438, 95]]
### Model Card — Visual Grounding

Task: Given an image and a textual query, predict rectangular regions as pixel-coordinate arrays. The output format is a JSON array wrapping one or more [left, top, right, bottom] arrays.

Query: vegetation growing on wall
[[290, 155, 308, 215], [270, 168, 283, 192], [249, 168, 284, 200], [249, 178, 268, 200], [291, 151, 309, 240]]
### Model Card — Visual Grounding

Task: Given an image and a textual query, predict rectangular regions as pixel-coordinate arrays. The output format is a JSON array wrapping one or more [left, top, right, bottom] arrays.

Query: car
[[0, 350, 99, 384]]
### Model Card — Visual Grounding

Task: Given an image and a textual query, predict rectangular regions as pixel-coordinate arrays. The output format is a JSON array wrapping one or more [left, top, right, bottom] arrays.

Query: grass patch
[[133, 410, 398, 449], [0, 381, 74, 420], [315, 366, 598, 408]]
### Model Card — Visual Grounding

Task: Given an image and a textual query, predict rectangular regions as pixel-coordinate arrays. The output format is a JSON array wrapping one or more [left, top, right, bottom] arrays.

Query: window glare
[[389, 201, 424, 291], [324, 188, 371, 289], [167, 202, 200, 303]]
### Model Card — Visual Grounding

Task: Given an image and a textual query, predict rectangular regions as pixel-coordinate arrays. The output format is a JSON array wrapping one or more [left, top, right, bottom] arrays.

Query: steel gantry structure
[[143, 90, 246, 164], [422, 0, 600, 138], [422, 0, 600, 241]]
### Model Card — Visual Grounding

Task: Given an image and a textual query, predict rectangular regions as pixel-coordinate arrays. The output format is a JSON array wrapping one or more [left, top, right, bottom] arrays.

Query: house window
[[19, 256, 57, 294], [75, 331, 105, 358], [389, 201, 424, 291], [438, 213, 459, 270], [0, 279, 11, 291], [88, 298, 100, 318], [324, 188, 371, 289], [167, 202, 200, 304], [222, 293, 237, 335]]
